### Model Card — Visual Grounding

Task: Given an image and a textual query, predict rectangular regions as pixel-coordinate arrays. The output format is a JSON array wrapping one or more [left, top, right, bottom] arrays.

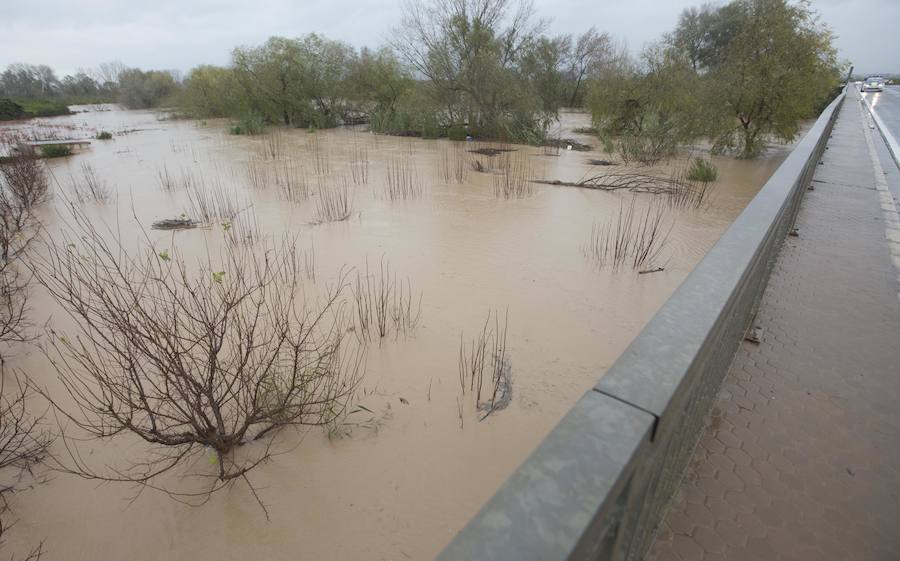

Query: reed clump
[[350, 258, 422, 343], [69, 163, 111, 203], [384, 155, 424, 201], [458, 309, 511, 421], [584, 197, 672, 271], [492, 152, 534, 199], [315, 175, 353, 223]]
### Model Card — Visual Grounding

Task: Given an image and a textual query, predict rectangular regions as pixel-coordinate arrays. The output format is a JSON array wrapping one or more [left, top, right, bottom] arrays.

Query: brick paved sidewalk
[[647, 94, 900, 561]]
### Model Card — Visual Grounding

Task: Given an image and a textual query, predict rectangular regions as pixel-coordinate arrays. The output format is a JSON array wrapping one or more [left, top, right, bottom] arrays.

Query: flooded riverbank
[[2, 106, 792, 561]]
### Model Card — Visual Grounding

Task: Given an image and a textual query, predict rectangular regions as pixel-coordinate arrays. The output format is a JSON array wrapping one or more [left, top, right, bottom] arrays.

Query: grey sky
[[0, 0, 896, 77]]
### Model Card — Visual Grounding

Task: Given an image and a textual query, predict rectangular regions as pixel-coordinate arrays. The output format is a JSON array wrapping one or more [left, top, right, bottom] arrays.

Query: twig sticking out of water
[[349, 141, 369, 185], [384, 155, 424, 201], [492, 152, 534, 199], [309, 136, 330, 176], [584, 197, 672, 271], [261, 130, 284, 160], [351, 258, 422, 343], [458, 309, 511, 421], [246, 158, 270, 190], [440, 144, 468, 184], [186, 176, 245, 224], [314, 175, 353, 223], [69, 163, 111, 203], [274, 160, 309, 202], [538, 170, 710, 209]]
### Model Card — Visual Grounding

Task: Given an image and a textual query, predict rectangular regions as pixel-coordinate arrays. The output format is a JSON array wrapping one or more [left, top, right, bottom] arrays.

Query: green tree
[[118, 68, 179, 109], [180, 65, 242, 118], [393, 0, 550, 141], [588, 44, 702, 164], [673, 0, 840, 158]]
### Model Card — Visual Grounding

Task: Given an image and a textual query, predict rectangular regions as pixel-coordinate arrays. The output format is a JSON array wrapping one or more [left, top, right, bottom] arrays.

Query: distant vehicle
[[861, 76, 885, 92]]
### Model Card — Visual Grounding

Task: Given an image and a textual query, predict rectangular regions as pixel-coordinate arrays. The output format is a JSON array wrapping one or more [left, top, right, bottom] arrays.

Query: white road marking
[[860, 95, 900, 302]]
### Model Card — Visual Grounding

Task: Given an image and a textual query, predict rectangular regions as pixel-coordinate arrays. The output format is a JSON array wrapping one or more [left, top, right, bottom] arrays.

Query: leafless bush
[[458, 309, 511, 421], [273, 160, 309, 202], [157, 165, 200, 193], [222, 209, 262, 246], [68, 163, 111, 203], [30, 212, 364, 511], [538, 170, 710, 209], [157, 165, 176, 192], [261, 130, 284, 160], [492, 152, 534, 199], [186, 177, 246, 224], [384, 155, 424, 201], [0, 373, 52, 561], [309, 136, 330, 176], [0, 156, 49, 209], [0, 174, 39, 355], [350, 258, 421, 342], [349, 143, 369, 185], [315, 176, 353, 223], [245, 158, 270, 191], [666, 168, 712, 209], [584, 197, 672, 271], [440, 144, 468, 184]]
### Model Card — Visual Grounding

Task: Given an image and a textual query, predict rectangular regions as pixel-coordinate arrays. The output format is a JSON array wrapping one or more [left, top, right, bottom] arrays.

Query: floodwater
[[1, 106, 792, 561]]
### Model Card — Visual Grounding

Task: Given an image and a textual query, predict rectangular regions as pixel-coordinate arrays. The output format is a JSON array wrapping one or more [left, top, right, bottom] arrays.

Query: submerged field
[[1, 106, 791, 560]]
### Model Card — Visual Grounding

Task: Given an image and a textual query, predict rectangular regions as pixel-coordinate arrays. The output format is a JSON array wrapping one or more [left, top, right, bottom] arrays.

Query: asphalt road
[[864, 85, 900, 141], [863, 85, 900, 202]]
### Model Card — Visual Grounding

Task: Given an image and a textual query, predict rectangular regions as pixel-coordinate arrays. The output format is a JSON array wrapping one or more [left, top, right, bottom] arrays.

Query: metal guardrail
[[437, 89, 847, 561]]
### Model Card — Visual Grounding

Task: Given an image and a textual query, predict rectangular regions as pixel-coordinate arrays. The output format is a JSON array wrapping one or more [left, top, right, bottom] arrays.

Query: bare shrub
[[309, 136, 330, 175], [350, 258, 422, 342], [0, 156, 49, 209], [69, 163, 111, 203], [537, 170, 710, 209], [273, 160, 309, 202], [349, 142, 369, 185], [315, 176, 353, 223], [492, 152, 534, 199], [157, 165, 176, 192], [584, 197, 672, 271], [0, 373, 52, 560], [245, 158, 271, 190], [222, 208, 262, 246], [0, 173, 38, 356], [186, 176, 246, 224], [458, 309, 511, 421], [261, 130, 284, 160], [440, 144, 468, 184], [30, 213, 364, 510], [384, 155, 423, 201]]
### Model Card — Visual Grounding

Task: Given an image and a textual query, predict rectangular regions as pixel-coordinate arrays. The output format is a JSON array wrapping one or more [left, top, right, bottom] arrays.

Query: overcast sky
[[0, 0, 897, 77]]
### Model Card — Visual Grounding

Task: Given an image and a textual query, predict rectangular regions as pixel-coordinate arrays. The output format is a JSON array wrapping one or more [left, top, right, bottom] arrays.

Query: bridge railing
[[436, 88, 846, 561]]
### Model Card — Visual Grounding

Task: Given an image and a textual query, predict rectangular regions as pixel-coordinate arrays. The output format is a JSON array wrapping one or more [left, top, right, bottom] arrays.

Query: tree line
[[2, 0, 842, 157]]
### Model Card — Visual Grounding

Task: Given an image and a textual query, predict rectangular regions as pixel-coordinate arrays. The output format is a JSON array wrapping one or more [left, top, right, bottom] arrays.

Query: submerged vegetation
[[0, 0, 846, 552], [585, 198, 672, 272], [686, 158, 718, 183], [588, 0, 841, 160]]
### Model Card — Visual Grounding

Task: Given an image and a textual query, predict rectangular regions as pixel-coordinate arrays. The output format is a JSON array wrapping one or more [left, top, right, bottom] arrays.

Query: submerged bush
[[229, 114, 266, 135], [96, 131, 113, 140], [686, 158, 718, 182], [447, 125, 468, 141], [0, 99, 26, 121], [39, 144, 72, 158]]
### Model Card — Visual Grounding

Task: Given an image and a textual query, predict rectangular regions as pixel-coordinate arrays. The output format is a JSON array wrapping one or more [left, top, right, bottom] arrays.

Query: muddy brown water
[[1, 106, 793, 561]]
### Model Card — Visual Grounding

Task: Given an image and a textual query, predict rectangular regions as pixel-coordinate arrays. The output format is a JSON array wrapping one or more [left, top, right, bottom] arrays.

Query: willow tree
[[673, 0, 840, 158], [393, 0, 552, 141]]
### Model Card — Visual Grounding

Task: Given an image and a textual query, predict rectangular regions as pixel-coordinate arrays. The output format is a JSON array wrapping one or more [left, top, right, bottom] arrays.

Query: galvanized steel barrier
[[437, 89, 847, 561]]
